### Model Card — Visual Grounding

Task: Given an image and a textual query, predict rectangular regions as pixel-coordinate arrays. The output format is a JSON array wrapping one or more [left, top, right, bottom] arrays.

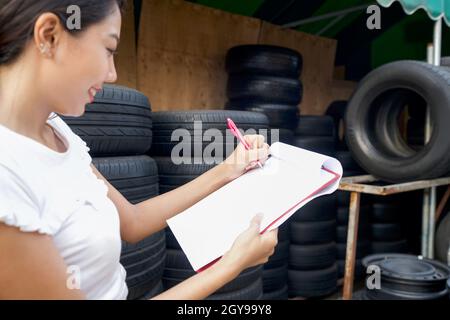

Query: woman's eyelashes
[[107, 48, 118, 56]]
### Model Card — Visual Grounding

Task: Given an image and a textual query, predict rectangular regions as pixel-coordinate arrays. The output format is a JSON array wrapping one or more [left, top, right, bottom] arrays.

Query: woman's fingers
[[246, 143, 270, 164], [244, 134, 265, 149]]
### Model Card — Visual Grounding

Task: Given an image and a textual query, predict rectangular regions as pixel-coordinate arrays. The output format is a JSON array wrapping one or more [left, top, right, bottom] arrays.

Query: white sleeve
[[0, 164, 52, 235]]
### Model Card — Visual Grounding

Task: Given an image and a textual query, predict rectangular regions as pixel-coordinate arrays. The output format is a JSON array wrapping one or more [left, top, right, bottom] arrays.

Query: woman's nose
[[106, 61, 118, 83], [106, 71, 117, 83]]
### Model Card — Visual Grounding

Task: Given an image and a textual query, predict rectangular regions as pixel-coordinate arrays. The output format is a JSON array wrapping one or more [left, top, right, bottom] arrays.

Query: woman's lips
[[88, 87, 98, 103]]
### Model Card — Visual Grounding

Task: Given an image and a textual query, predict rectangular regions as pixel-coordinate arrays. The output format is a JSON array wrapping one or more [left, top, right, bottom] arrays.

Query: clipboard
[[167, 142, 343, 272]]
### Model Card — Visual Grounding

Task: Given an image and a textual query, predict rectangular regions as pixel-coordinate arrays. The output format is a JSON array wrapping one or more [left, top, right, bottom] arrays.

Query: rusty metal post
[[436, 185, 450, 221], [421, 188, 430, 256], [342, 191, 361, 300]]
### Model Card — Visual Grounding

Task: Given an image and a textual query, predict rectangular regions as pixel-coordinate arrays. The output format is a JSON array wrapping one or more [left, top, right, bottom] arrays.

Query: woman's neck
[[0, 62, 52, 143]]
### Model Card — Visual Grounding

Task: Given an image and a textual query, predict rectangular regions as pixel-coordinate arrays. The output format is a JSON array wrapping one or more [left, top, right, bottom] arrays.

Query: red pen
[[227, 118, 263, 168]]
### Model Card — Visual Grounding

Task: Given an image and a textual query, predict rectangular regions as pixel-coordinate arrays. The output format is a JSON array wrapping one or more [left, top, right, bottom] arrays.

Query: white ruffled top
[[0, 114, 128, 300]]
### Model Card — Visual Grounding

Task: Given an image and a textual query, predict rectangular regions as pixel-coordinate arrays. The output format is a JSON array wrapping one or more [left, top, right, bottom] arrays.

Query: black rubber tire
[[288, 263, 338, 298], [91, 155, 165, 300], [164, 249, 263, 294], [292, 136, 336, 157], [447, 278, 450, 300], [351, 289, 370, 300], [277, 222, 290, 242], [290, 220, 336, 245], [262, 285, 288, 300], [336, 225, 370, 243], [163, 266, 263, 295], [336, 240, 371, 259], [373, 89, 427, 155], [345, 61, 450, 182], [294, 116, 335, 137], [292, 194, 337, 222], [336, 205, 371, 225], [336, 191, 350, 206], [289, 242, 337, 271], [262, 263, 288, 292], [225, 101, 299, 130], [335, 151, 364, 174], [150, 110, 269, 157], [264, 240, 290, 269], [138, 281, 164, 300], [325, 100, 348, 150], [226, 45, 303, 78], [207, 279, 263, 300], [153, 157, 216, 195], [227, 75, 303, 105], [371, 223, 403, 242], [165, 228, 181, 250], [92, 156, 159, 204], [61, 85, 152, 156], [440, 57, 450, 67], [371, 239, 409, 254], [125, 245, 166, 300], [371, 203, 401, 223], [435, 211, 450, 264], [273, 128, 295, 144]]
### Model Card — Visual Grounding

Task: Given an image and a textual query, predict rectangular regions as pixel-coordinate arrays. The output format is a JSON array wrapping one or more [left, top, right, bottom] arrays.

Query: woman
[[0, 0, 277, 299]]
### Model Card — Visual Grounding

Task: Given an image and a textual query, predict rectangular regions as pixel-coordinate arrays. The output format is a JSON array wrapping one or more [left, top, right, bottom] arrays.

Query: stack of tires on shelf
[[149, 110, 271, 300], [325, 92, 427, 282], [62, 85, 164, 300], [341, 60, 450, 299], [288, 116, 338, 298], [369, 195, 409, 255], [224, 45, 303, 144], [342, 60, 450, 259]]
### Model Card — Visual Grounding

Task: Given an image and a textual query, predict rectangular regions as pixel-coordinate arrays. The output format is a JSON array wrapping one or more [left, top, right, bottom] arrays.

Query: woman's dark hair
[[0, 0, 127, 66]]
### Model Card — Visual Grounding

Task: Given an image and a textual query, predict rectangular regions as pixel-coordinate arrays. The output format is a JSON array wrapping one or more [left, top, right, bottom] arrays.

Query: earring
[[39, 43, 50, 55]]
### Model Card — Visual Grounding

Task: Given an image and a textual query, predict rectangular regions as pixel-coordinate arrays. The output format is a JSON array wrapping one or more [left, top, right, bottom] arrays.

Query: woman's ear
[[33, 12, 64, 58]]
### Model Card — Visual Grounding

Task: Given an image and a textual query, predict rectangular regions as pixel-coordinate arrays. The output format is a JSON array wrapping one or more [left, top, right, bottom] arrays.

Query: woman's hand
[[223, 134, 270, 181], [221, 214, 278, 274]]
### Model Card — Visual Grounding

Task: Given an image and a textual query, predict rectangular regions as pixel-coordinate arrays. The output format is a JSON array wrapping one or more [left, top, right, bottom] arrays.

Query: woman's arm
[[131, 135, 270, 243], [91, 135, 270, 244], [90, 161, 233, 244], [131, 161, 233, 242], [0, 223, 86, 299]]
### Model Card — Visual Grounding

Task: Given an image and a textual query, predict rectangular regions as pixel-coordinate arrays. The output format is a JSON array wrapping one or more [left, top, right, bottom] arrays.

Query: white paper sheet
[[167, 142, 343, 271]]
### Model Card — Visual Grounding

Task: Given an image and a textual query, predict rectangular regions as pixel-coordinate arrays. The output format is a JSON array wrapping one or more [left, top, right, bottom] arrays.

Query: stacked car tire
[[287, 116, 338, 298], [261, 223, 290, 300], [62, 85, 165, 300], [369, 195, 409, 255], [149, 110, 272, 300], [224, 45, 303, 145], [345, 61, 450, 182]]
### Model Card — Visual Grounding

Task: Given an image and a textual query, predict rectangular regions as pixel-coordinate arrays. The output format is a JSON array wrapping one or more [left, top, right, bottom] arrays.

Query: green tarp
[[378, 0, 450, 26]]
